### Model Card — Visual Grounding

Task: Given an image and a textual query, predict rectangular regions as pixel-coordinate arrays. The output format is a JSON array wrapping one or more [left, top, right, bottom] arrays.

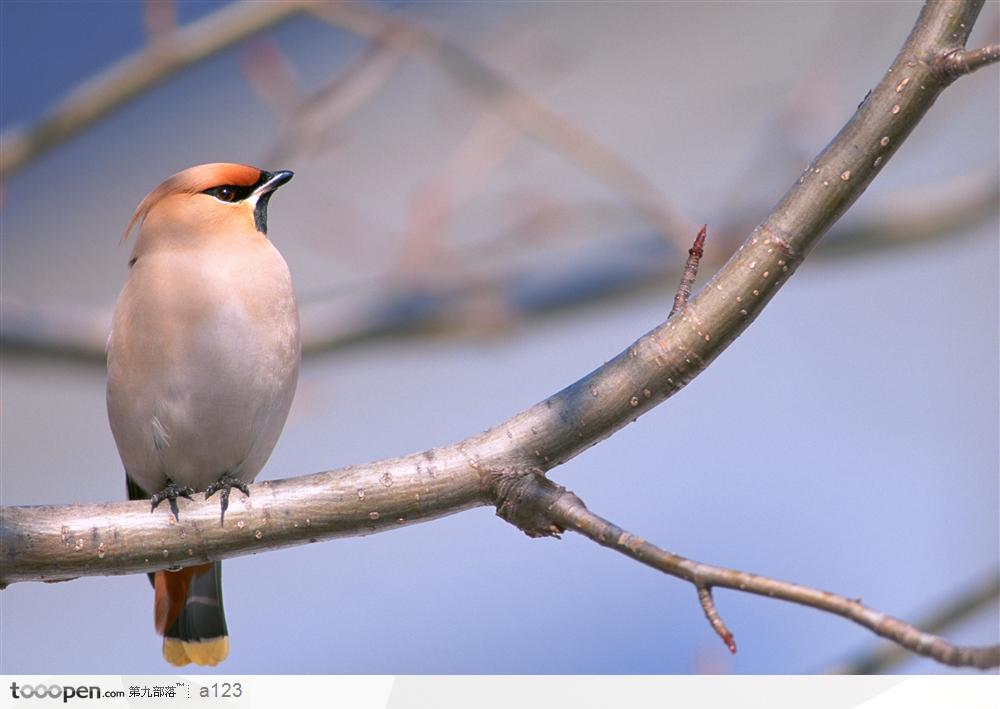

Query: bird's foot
[[204, 473, 250, 526], [149, 480, 196, 519]]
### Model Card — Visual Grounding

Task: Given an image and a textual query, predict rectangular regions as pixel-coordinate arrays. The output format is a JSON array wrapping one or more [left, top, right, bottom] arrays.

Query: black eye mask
[[201, 172, 277, 234], [202, 185, 255, 203]]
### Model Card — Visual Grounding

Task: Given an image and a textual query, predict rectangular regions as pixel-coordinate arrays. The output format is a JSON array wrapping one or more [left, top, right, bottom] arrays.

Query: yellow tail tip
[[162, 636, 230, 667]]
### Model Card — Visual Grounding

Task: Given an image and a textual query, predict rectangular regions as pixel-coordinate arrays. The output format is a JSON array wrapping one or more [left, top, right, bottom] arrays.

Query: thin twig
[[936, 43, 1000, 78], [541, 482, 999, 669], [697, 585, 737, 654], [669, 225, 707, 318], [832, 572, 1000, 674]]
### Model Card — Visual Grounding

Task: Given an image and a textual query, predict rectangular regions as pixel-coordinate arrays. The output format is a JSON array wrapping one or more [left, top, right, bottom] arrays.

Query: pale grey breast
[[107, 241, 299, 494]]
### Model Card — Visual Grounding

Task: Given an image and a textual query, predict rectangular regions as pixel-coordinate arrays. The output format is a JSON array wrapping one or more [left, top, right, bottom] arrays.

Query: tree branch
[[669, 225, 707, 318], [2, 0, 996, 669], [492, 472, 999, 669], [935, 43, 1000, 79], [0, 0, 308, 177], [696, 585, 737, 655], [833, 572, 1000, 673]]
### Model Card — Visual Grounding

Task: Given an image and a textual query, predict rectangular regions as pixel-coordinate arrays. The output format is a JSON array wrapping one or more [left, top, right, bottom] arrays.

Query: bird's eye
[[202, 184, 251, 202]]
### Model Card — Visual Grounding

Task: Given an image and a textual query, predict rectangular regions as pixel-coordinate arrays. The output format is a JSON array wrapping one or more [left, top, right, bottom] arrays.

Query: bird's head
[[123, 163, 293, 261]]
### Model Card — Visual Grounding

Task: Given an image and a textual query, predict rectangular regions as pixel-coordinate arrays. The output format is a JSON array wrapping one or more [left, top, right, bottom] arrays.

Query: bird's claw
[[149, 480, 196, 518], [204, 473, 250, 526]]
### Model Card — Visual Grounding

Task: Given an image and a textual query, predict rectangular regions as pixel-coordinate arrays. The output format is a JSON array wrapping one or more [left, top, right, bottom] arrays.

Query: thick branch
[[1, 455, 485, 585], [1, 0, 995, 669]]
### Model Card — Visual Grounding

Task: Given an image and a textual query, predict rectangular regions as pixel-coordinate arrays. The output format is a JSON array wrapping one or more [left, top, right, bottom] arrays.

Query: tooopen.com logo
[[9, 682, 124, 703]]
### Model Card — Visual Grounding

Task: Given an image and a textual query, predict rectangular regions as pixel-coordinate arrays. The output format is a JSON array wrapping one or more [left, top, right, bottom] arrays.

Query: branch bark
[[936, 43, 1000, 78], [2, 0, 996, 669], [832, 572, 1000, 673]]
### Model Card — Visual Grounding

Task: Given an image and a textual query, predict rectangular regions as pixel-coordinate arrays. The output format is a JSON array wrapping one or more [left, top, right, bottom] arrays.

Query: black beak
[[252, 170, 294, 197]]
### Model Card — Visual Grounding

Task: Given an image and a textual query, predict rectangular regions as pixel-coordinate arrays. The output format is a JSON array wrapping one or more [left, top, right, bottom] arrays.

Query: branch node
[[481, 468, 582, 538], [697, 584, 737, 654], [932, 44, 1000, 82]]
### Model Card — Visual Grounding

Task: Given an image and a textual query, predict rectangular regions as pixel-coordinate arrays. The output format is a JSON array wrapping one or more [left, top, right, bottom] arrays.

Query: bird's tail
[[154, 562, 230, 667]]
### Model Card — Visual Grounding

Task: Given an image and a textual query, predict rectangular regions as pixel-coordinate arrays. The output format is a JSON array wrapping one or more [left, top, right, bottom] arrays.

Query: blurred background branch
[[307, 1, 700, 249], [0, 0, 309, 176], [2, 167, 994, 362], [2, 1, 996, 362]]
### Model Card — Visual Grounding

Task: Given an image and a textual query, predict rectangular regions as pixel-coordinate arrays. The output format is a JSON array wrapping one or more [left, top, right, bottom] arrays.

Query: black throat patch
[[254, 189, 274, 235]]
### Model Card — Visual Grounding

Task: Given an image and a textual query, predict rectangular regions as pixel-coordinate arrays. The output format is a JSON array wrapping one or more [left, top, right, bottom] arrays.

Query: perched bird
[[106, 163, 300, 667]]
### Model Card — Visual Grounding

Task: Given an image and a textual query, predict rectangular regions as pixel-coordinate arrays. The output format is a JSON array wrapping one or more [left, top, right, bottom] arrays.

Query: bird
[[106, 163, 301, 667]]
